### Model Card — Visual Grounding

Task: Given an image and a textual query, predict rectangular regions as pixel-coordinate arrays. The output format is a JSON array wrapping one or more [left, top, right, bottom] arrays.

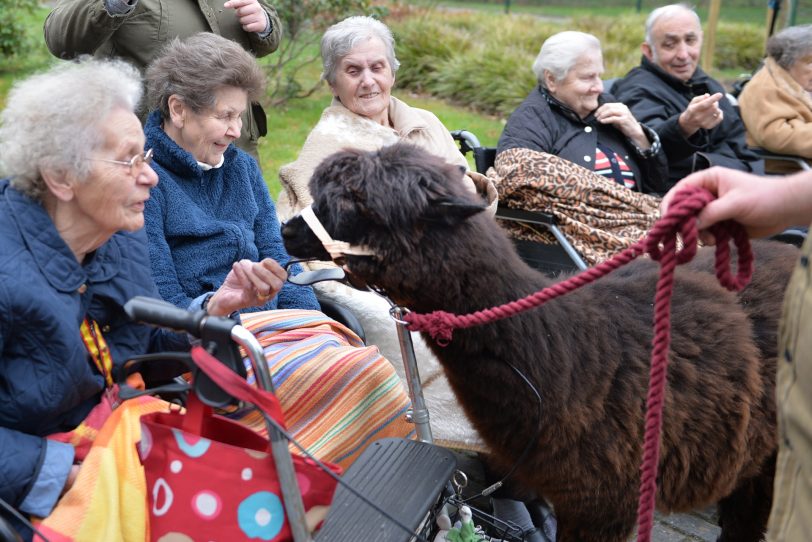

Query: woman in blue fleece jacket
[[143, 33, 319, 317], [141, 33, 415, 471]]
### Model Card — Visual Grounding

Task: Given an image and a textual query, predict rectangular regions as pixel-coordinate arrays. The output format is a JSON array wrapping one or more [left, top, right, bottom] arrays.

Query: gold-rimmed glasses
[[89, 148, 154, 176]]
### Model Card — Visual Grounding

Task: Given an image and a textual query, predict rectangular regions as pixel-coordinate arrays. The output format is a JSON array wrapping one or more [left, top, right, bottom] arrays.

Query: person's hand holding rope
[[661, 166, 811, 244]]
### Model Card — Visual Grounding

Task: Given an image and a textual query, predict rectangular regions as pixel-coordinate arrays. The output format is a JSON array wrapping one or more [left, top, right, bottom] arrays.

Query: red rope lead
[[403, 186, 754, 541]]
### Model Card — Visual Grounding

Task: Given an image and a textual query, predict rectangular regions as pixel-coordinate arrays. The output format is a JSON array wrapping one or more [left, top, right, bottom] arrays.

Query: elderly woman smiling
[[275, 16, 494, 451], [738, 24, 812, 173], [276, 15, 496, 219], [0, 59, 187, 540], [143, 32, 316, 317], [492, 31, 668, 266], [498, 31, 669, 194], [142, 32, 413, 468]]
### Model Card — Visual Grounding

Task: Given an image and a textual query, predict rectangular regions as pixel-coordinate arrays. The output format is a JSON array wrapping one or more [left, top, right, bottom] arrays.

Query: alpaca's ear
[[422, 197, 487, 224]]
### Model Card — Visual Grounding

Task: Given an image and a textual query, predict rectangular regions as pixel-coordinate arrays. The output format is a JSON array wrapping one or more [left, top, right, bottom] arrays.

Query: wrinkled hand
[[678, 93, 724, 137], [595, 102, 648, 149], [223, 0, 268, 34], [206, 258, 287, 316]]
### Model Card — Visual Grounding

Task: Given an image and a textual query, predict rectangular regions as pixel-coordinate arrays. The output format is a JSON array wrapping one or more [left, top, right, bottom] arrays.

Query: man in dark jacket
[[613, 3, 763, 184]]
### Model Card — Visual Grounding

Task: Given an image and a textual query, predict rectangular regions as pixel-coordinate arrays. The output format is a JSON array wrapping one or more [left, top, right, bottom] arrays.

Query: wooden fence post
[[701, 0, 722, 72]]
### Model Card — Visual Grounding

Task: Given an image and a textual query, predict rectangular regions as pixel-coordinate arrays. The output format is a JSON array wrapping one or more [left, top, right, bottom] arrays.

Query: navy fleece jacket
[[143, 110, 319, 312]]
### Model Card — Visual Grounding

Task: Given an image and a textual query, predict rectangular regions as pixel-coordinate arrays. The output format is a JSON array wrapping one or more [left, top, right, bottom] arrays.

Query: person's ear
[[642, 42, 654, 61], [543, 70, 557, 93], [327, 80, 339, 99], [40, 168, 76, 202], [167, 95, 186, 129]]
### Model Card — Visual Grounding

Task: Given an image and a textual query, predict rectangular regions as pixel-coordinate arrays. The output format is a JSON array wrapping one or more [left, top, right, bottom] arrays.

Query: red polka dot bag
[[138, 345, 342, 541]]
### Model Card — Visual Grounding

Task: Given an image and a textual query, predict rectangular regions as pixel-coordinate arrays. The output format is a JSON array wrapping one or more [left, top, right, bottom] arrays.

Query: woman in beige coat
[[277, 16, 495, 220], [278, 16, 496, 452], [738, 25, 812, 173]]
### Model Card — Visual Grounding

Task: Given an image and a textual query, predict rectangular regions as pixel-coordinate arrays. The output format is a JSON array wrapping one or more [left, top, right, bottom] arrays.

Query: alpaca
[[281, 142, 798, 542]]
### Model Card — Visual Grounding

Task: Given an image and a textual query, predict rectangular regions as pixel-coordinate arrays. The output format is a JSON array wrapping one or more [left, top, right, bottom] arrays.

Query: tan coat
[[276, 96, 498, 451], [738, 57, 812, 172], [276, 96, 496, 220]]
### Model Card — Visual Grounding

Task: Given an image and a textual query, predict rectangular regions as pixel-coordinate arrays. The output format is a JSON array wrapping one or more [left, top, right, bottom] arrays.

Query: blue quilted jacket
[[143, 110, 319, 313], [0, 180, 187, 535]]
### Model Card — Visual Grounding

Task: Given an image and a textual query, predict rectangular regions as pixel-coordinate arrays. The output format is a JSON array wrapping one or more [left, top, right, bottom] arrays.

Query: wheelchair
[[451, 130, 588, 276]]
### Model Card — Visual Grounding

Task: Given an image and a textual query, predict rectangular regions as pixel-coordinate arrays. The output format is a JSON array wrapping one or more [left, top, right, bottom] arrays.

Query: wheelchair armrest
[[495, 205, 558, 226], [316, 293, 366, 344], [749, 147, 811, 171], [771, 227, 808, 248], [495, 204, 589, 271]]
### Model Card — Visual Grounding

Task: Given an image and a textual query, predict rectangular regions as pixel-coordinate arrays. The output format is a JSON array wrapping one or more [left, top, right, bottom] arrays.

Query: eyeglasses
[[89, 148, 154, 176]]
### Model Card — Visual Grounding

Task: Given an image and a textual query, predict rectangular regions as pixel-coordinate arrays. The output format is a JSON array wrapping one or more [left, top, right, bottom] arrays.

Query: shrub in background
[[0, 0, 35, 59], [264, 0, 387, 106], [714, 21, 764, 71], [389, 9, 763, 117]]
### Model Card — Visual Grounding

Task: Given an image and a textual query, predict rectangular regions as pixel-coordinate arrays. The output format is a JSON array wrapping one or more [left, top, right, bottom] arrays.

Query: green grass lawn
[[427, 0, 810, 25]]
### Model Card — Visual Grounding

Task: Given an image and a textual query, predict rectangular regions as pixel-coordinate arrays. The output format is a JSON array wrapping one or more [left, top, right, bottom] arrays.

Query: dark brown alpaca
[[281, 142, 798, 542]]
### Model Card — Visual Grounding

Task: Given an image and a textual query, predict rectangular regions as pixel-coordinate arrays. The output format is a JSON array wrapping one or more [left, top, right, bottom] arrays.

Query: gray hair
[[0, 58, 142, 201], [321, 16, 400, 86], [146, 32, 266, 120], [645, 3, 701, 46], [532, 31, 602, 86], [767, 25, 812, 70]]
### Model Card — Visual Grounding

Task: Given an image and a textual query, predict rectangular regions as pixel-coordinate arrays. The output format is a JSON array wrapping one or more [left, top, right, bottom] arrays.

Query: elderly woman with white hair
[[0, 59, 188, 540], [276, 16, 496, 452], [498, 30, 668, 194], [738, 24, 812, 173], [493, 31, 668, 266], [277, 16, 496, 221]]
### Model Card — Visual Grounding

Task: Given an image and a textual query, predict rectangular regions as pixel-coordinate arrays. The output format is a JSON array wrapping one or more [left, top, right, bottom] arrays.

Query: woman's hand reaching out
[[204, 258, 287, 316]]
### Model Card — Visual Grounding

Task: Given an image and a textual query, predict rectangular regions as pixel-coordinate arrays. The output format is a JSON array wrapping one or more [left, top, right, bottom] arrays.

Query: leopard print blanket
[[492, 147, 661, 266]]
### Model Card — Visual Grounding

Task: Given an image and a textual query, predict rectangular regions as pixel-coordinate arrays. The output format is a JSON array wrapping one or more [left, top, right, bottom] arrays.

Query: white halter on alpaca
[[299, 205, 376, 261]]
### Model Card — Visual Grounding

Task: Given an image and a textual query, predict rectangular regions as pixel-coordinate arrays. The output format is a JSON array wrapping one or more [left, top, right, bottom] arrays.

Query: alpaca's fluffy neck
[[399, 217, 552, 316]]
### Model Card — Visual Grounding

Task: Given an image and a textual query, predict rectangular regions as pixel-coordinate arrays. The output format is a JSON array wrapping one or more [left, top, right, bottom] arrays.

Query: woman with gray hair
[[0, 58, 188, 540], [275, 16, 497, 452], [499, 30, 668, 194], [142, 31, 414, 477], [492, 31, 669, 267], [277, 15, 495, 220], [144, 31, 318, 317], [738, 24, 812, 173]]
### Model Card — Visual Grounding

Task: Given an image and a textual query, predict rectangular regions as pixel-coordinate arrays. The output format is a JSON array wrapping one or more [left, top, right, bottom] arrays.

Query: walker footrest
[[316, 437, 456, 541]]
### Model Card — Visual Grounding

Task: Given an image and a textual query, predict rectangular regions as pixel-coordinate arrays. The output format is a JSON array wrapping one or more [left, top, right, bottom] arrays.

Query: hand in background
[[678, 93, 724, 137], [223, 0, 268, 34], [595, 102, 649, 150]]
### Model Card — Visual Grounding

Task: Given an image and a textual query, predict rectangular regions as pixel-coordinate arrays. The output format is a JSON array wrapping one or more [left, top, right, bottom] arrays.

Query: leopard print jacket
[[492, 148, 661, 266]]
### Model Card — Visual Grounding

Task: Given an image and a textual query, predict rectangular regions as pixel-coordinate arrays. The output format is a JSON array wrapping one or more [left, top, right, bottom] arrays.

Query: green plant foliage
[[0, 0, 36, 58], [389, 8, 764, 116], [714, 21, 764, 70], [264, 0, 388, 106]]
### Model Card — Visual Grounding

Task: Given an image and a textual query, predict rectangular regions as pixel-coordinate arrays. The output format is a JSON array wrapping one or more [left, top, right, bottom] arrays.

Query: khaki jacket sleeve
[[44, 0, 127, 59], [248, 1, 282, 57]]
